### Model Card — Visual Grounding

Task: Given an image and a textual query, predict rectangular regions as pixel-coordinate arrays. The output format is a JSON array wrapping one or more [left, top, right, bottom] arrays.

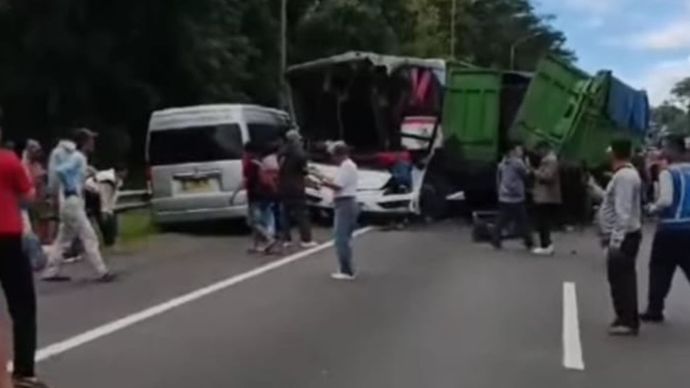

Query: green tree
[[452, 0, 574, 69], [399, 0, 448, 58], [292, 0, 399, 62], [671, 77, 690, 111], [0, 0, 576, 169]]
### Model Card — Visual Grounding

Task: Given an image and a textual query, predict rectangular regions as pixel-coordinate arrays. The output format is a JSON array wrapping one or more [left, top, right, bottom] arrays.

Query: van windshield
[[148, 124, 243, 165]]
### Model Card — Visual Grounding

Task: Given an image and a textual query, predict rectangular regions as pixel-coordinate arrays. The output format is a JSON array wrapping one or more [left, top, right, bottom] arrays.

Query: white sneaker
[[300, 241, 319, 249], [532, 246, 555, 256], [282, 241, 294, 249], [331, 272, 356, 281], [64, 255, 83, 264]]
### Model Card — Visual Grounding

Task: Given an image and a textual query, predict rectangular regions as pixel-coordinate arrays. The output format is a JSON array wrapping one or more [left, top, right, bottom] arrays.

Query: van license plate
[[181, 179, 212, 193]]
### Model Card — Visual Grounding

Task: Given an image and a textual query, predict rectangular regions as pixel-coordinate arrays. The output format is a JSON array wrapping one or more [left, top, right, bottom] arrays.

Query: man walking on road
[[279, 130, 317, 248], [531, 141, 562, 256], [492, 143, 534, 250], [322, 142, 359, 280], [592, 139, 643, 336], [640, 136, 690, 323], [0, 127, 50, 388], [43, 128, 115, 282]]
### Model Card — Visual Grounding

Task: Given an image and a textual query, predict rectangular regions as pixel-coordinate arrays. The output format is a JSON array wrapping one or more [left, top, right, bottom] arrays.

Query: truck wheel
[[419, 181, 449, 221]]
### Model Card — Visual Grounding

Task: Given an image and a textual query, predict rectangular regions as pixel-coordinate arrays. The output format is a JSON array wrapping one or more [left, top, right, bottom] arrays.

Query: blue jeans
[[250, 201, 275, 241], [334, 197, 359, 275]]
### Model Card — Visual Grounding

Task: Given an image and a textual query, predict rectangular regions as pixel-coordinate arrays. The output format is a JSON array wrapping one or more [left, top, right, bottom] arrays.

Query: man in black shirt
[[279, 130, 317, 248]]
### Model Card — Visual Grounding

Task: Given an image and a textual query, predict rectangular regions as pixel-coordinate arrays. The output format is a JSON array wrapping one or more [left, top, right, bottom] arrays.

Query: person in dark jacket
[[492, 142, 534, 250], [279, 130, 317, 248]]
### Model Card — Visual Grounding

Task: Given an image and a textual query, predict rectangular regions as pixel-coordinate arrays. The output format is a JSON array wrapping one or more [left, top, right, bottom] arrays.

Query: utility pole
[[510, 32, 542, 70], [280, 0, 288, 109], [450, 0, 457, 59]]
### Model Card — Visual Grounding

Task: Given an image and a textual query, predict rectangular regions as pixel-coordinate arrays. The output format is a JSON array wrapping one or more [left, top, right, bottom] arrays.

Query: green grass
[[118, 210, 158, 245]]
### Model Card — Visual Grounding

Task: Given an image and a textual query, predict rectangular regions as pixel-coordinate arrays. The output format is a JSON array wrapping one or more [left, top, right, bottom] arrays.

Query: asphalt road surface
[[32, 222, 690, 387]]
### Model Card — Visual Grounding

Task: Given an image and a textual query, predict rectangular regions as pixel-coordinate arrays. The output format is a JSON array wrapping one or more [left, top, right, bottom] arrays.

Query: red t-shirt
[[0, 150, 33, 235]]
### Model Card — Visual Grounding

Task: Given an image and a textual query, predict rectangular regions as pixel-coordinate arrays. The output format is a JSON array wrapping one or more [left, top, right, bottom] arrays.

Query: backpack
[[254, 154, 279, 195]]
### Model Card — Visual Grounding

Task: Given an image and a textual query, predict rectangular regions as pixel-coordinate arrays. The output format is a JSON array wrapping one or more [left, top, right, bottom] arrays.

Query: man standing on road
[[0, 127, 50, 388], [322, 142, 359, 280], [279, 130, 317, 249], [640, 136, 690, 323], [531, 141, 562, 256], [592, 139, 643, 336], [42, 128, 115, 282], [492, 142, 534, 250]]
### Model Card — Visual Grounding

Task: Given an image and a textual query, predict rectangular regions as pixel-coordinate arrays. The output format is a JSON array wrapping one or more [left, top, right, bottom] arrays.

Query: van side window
[[149, 124, 243, 165]]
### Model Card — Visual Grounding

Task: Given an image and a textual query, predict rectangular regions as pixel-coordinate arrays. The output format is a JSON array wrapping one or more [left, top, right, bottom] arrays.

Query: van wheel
[[310, 208, 333, 227]]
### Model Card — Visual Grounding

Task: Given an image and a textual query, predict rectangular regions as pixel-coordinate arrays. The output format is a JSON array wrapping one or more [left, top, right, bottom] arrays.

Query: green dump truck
[[439, 55, 650, 207]]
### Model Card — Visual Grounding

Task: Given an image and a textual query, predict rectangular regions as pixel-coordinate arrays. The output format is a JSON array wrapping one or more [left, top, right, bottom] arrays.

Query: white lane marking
[[35, 227, 375, 363], [562, 282, 585, 371]]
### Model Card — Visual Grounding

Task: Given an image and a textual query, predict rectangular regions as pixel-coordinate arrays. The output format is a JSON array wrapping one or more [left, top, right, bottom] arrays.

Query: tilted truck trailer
[[441, 55, 650, 208]]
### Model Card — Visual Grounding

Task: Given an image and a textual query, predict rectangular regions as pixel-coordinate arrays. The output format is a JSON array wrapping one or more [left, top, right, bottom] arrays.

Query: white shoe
[[300, 241, 319, 249], [532, 246, 555, 256], [331, 272, 356, 281], [282, 241, 294, 249], [64, 255, 83, 264]]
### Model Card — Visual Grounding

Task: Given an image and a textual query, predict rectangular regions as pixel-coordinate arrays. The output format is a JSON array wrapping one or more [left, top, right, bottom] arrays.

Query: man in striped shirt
[[591, 139, 643, 336]]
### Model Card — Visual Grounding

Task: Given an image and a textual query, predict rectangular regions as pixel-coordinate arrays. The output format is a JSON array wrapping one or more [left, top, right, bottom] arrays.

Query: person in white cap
[[321, 141, 359, 280]]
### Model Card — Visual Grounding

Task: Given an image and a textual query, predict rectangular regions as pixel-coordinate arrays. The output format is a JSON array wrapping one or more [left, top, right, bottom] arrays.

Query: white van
[[146, 104, 290, 225]]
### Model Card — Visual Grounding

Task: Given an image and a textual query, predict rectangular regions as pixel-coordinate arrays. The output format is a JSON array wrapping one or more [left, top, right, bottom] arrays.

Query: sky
[[535, 0, 690, 106]]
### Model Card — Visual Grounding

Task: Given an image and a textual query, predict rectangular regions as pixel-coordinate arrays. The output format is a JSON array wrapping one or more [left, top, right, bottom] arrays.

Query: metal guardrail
[[115, 189, 151, 213]]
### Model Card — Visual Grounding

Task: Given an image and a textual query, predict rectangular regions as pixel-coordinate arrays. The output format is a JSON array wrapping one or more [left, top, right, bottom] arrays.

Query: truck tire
[[419, 177, 450, 221]]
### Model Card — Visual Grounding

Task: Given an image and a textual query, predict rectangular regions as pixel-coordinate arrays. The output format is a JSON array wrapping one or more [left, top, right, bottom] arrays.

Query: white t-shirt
[[334, 158, 358, 198]]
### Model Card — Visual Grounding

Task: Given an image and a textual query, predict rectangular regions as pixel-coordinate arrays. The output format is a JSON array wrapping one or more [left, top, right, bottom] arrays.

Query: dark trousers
[[0, 236, 37, 378], [646, 229, 690, 315], [281, 197, 313, 243], [534, 203, 560, 248], [492, 202, 534, 249], [97, 213, 119, 247], [607, 231, 642, 329]]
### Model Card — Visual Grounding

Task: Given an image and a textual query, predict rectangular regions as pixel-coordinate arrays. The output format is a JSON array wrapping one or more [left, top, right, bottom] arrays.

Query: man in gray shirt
[[590, 139, 643, 336], [492, 143, 534, 250]]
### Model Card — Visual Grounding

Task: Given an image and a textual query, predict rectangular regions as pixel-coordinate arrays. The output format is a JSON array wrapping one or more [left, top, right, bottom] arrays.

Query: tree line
[[0, 0, 574, 166], [652, 78, 690, 137]]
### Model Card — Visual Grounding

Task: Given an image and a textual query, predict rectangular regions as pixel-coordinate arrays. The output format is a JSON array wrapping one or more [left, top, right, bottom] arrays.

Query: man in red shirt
[[0, 127, 49, 388]]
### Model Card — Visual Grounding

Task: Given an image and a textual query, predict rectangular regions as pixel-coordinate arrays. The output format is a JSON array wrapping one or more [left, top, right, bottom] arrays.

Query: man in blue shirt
[[42, 129, 115, 282], [641, 136, 690, 323]]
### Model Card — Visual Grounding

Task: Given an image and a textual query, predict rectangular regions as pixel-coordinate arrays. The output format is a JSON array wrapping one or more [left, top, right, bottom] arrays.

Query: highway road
[[32, 222, 690, 387]]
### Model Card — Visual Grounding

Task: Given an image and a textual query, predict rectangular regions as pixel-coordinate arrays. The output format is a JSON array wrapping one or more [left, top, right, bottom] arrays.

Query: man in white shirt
[[322, 142, 359, 280], [590, 139, 643, 336]]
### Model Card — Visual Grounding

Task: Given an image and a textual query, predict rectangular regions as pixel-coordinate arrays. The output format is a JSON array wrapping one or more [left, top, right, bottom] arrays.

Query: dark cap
[[71, 128, 98, 146], [610, 138, 632, 160]]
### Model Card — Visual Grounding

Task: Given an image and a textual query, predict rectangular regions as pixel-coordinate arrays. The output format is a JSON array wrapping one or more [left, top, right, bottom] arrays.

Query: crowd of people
[[1, 127, 127, 388], [491, 135, 690, 337], [2, 118, 688, 388], [242, 131, 360, 280]]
